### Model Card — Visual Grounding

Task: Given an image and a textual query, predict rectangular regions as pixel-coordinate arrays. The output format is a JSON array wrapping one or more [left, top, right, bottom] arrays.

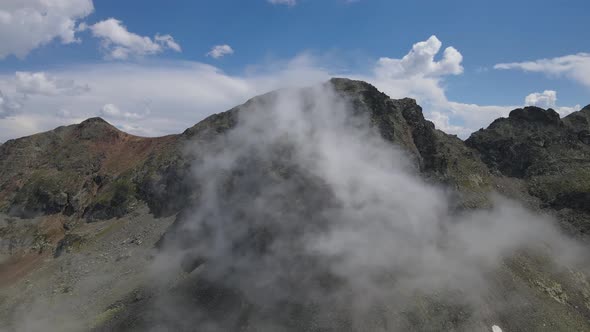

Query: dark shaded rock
[[330, 78, 419, 156], [84, 178, 138, 221], [54, 234, 84, 258], [181, 109, 238, 140], [466, 107, 584, 178], [550, 192, 590, 213], [509, 106, 561, 125], [564, 105, 590, 133], [467, 104, 590, 232], [579, 130, 590, 145], [8, 175, 71, 218], [136, 164, 192, 218], [75, 117, 122, 141]]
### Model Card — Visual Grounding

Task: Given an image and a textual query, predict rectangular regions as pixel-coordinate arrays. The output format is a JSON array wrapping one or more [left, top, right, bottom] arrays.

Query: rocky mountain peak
[[564, 105, 590, 132], [74, 116, 124, 141], [79, 116, 110, 125], [508, 106, 561, 125], [329, 77, 381, 94]]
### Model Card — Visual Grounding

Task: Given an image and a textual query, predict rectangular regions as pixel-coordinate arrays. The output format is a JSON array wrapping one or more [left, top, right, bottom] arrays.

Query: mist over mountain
[[1, 79, 590, 331]]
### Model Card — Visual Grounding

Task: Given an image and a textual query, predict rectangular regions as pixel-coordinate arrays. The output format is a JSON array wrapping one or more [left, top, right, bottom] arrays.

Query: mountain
[[466, 105, 590, 233], [1, 79, 590, 331]]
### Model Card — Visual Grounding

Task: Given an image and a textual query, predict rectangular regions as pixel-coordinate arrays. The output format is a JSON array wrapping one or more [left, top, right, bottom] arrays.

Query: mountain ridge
[[1, 78, 590, 331], [1, 77, 589, 226]]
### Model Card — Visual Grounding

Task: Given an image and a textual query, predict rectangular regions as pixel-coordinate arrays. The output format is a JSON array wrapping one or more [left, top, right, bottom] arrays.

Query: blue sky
[[0, 0, 588, 141]]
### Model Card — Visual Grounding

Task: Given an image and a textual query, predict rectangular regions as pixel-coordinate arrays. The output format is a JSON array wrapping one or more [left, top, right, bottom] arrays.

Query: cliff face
[[1, 79, 590, 331]]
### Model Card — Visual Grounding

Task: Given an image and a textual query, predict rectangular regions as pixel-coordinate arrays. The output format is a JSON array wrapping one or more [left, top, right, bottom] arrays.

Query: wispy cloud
[[495, 53, 590, 88], [207, 44, 234, 59], [15, 71, 89, 96], [87, 18, 181, 60], [267, 0, 297, 6]]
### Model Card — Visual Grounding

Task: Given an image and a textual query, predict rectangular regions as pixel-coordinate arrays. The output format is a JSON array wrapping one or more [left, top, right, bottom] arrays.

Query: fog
[[152, 82, 585, 331]]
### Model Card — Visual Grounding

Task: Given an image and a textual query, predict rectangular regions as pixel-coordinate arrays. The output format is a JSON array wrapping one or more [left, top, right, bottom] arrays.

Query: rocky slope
[[467, 105, 590, 234], [0, 78, 589, 331]]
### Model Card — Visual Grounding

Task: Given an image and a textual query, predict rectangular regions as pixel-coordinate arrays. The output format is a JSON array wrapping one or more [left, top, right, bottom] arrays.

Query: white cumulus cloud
[[89, 18, 181, 60], [524, 90, 581, 117], [495, 53, 590, 88], [207, 45, 234, 59], [366, 36, 583, 136], [375, 35, 463, 79], [365, 35, 465, 111], [364, 35, 491, 136], [0, 0, 94, 59], [525, 90, 557, 109]]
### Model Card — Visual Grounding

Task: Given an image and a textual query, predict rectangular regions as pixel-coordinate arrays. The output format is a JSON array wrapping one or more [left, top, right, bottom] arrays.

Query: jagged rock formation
[[1, 79, 590, 331], [467, 105, 590, 233]]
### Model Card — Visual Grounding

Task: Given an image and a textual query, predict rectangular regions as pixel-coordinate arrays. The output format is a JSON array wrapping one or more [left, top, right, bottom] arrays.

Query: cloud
[[88, 18, 181, 59], [267, 0, 297, 6], [444, 102, 514, 133], [0, 70, 89, 119], [0, 0, 94, 59], [495, 53, 590, 88], [359, 35, 463, 111], [427, 110, 475, 137], [0, 2, 180, 60], [99, 103, 146, 120], [524, 90, 581, 117], [0, 56, 330, 142], [363, 35, 499, 136], [0, 70, 88, 122], [554, 104, 582, 117], [525, 90, 557, 109], [155, 34, 182, 52], [0, 37, 583, 142], [207, 44, 234, 59], [15, 71, 89, 96], [367, 36, 581, 136], [0, 90, 22, 118], [375, 35, 463, 79]]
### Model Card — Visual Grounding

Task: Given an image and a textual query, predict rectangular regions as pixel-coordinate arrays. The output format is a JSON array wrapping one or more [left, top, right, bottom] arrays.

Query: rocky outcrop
[[466, 107, 568, 178], [331, 78, 492, 201], [466, 105, 590, 232]]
